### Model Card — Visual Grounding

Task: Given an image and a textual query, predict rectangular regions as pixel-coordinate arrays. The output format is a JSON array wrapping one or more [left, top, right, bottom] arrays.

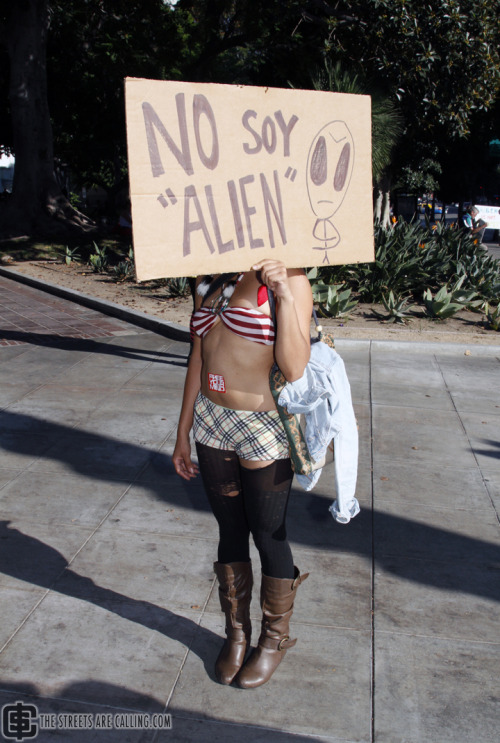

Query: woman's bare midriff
[[200, 320, 276, 411]]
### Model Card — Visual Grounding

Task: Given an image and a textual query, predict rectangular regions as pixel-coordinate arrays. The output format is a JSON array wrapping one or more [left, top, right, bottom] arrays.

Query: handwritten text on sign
[[125, 79, 373, 280]]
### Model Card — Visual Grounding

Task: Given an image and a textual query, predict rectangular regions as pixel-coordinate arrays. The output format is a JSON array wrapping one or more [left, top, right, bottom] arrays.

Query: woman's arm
[[173, 281, 205, 480], [253, 259, 312, 382], [172, 335, 202, 480]]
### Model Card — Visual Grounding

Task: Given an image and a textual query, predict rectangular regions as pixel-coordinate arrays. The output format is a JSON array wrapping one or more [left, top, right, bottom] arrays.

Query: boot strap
[[260, 635, 297, 651], [292, 571, 309, 590]]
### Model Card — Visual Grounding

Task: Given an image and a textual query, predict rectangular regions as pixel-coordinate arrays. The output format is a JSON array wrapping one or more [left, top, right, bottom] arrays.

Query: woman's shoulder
[[286, 267, 312, 295], [286, 267, 306, 278]]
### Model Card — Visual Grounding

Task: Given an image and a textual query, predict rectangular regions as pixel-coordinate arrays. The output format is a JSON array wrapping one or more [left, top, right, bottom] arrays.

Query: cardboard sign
[[125, 78, 374, 281]]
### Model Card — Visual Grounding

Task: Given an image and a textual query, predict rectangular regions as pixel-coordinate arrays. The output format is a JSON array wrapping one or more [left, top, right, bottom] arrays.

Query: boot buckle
[[277, 636, 290, 651]]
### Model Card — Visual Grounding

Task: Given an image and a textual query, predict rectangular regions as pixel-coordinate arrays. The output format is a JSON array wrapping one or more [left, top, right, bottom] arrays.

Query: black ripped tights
[[195, 442, 295, 579]]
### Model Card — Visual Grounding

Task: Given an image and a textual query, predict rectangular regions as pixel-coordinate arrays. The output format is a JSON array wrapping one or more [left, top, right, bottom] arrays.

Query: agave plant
[[111, 260, 134, 282], [448, 275, 482, 310], [166, 276, 190, 297], [308, 221, 500, 311], [484, 303, 500, 332], [422, 286, 463, 320], [373, 291, 414, 324], [354, 221, 427, 301], [58, 245, 80, 265], [311, 281, 358, 318], [88, 243, 109, 273]]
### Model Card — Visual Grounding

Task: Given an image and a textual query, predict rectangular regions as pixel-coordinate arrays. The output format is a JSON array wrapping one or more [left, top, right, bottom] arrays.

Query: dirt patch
[[5, 259, 500, 346]]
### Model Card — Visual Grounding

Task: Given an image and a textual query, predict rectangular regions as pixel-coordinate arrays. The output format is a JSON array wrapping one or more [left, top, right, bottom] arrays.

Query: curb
[[0, 265, 191, 343], [333, 338, 500, 356]]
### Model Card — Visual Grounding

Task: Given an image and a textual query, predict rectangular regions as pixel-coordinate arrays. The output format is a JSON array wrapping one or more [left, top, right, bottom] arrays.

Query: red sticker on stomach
[[208, 373, 226, 393]]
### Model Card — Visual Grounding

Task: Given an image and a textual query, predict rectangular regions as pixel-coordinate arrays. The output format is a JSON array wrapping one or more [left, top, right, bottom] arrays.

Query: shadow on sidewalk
[[1, 406, 499, 604], [0, 329, 188, 367], [473, 439, 500, 460], [0, 521, 219, 681], [0, 409, 205, 513]]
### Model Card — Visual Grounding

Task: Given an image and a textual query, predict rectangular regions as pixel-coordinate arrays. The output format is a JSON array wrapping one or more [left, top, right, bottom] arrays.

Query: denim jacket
[[277, 341, 360, 524]]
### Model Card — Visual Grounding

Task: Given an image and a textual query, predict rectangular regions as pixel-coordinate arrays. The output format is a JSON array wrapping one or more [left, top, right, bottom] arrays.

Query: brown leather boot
[[213, 561, 253, 685], [235, 566, 309, 689]]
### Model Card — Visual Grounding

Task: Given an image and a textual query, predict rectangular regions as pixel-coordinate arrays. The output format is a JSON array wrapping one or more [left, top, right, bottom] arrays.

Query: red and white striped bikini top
[[191, 305, 275, 345], [190, 277, 275, 346]]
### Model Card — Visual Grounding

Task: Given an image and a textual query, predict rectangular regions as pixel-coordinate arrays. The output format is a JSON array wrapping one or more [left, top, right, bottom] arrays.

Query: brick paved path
[[0, 276, 134, 346]]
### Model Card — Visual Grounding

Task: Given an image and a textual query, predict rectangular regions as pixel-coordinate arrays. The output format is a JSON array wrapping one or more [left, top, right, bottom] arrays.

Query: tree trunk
[[373, 186, 383, 222], [373, 172, 392, 227], [381, 189, 391, 227], [1, 0, 94, 238]]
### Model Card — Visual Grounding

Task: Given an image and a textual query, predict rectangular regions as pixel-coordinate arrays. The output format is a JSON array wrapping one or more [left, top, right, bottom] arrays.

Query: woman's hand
[[172, 436, 199, 481], [252, 259, 293, 301], [252, 260, 313, 381]]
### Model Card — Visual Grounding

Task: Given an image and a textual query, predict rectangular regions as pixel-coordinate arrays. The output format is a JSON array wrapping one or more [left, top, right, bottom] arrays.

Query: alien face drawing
[[306, 121, 354, 263]]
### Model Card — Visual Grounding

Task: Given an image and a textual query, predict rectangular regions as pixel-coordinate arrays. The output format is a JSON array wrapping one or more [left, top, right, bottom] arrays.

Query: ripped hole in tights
[[221, 482, 240, 498]]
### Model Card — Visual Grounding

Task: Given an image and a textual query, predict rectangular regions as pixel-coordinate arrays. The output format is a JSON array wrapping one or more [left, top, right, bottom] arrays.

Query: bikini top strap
[[266, 286, 320, 339], [267, 286, 276, 326]]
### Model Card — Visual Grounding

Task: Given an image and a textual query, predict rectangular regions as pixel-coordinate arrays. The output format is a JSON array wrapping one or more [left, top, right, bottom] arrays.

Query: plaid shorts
[[193, 392, 289, 461]]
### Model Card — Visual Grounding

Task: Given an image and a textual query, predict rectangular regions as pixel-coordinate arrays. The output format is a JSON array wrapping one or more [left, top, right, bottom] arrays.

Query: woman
[[172, 258, 313, 688]]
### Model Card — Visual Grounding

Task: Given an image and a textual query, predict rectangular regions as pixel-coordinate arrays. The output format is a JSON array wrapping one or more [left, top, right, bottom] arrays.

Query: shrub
[[88, 243, 109, 273], [484, 303, 500, 331], [308, 221, 500, 309], [373, 291, 414, 324], [310, 276, 358, 318], [111, 260, 135, 282], [422, 286, 464, 320], [165, 277, 190, 297], [58, 246, 81, 265]]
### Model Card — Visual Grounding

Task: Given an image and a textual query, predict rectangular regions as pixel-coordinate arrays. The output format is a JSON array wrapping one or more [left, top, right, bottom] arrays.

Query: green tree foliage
[[312, 59, 403, 222], [399, 158, 442, 197], [312, 61, 402, 179], [318, 0, 500, 139], [172, 0, 323, 86], [174, 1, 500, 205], [0, 0, 96, 237], [47, 0, 182, 194], [0, 0, 184, 236], [306, 0, 500, 201], [1, 0, 499, 238]]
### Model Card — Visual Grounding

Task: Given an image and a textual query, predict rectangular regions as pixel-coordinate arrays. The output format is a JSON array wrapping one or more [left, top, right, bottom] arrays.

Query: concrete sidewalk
[[0, 275, 499, 742]]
